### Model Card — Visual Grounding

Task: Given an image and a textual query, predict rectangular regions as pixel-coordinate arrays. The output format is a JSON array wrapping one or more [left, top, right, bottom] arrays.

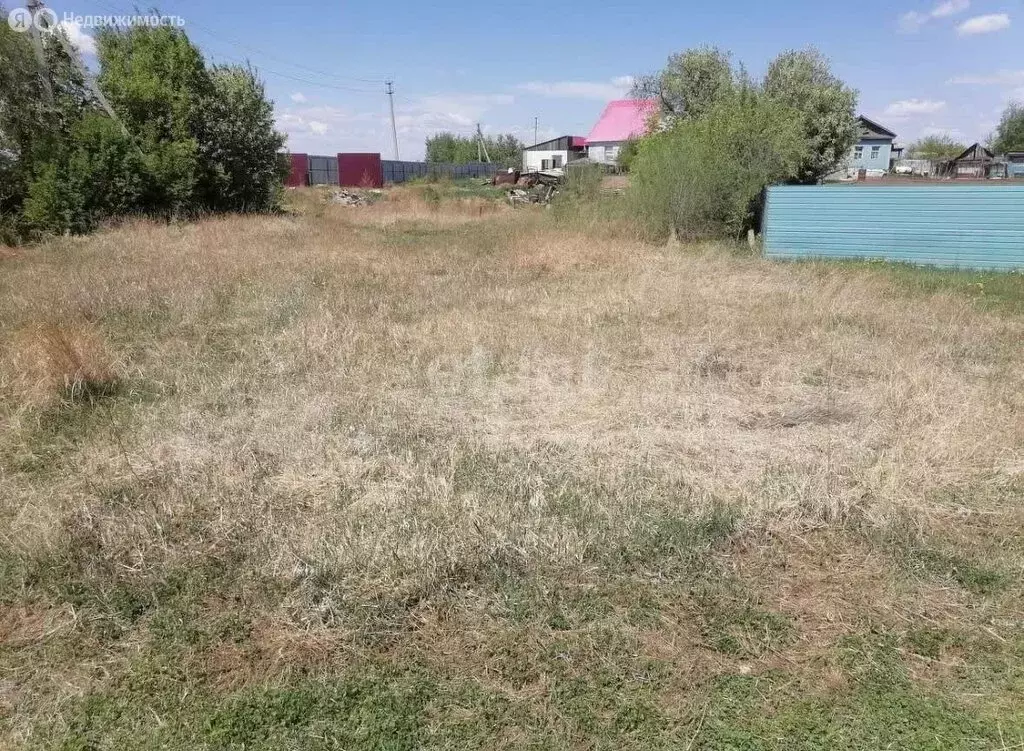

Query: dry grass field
[[1, 185, 1023, 749]]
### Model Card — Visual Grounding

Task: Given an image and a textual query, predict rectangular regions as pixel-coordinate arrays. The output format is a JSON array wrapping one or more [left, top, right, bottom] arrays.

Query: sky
[[39, 0, 1024, 158]]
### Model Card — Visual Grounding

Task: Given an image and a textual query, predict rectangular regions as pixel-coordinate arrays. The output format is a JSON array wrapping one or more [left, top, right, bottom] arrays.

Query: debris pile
[[325, 188, 370, 206], [507, 185, 557, 206], [505, 170, 563, 206]]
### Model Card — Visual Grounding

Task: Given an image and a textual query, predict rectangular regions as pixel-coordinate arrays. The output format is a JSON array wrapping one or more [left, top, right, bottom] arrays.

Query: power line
[[88, 0, 385, 87], [204, 57, 380, 94]]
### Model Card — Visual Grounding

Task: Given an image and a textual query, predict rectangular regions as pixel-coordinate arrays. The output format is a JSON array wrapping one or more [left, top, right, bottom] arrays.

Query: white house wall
[[587, 143, 621, 165], [523, 149, 571, 170]]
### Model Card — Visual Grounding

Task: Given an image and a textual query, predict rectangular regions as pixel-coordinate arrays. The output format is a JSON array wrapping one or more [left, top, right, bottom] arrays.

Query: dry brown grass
[[4, 323, 119, 406], [1, 203, 1021, 593], [1, 194, 1022, 745]]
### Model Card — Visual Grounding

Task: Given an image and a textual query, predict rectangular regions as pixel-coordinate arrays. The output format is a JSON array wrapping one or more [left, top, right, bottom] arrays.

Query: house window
[[871, 146, 881, 159], [552, 155, 563, 168], [606, 146, 618, 162], [541, 159, 552, 170], [854, 146, 864, 159]]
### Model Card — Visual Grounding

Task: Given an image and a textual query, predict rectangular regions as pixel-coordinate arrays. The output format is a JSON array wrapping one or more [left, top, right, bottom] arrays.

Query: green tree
[[633, 46, 735, 119], [617, 138, 641, 172], [23, 112, 143, 234], [908, 134, 966, 160], [992, 101, 1024, 154], [630, 90, 806, 240], [425, 132, 523, 168], [95, 23, 211, 216], [0, 10, 90, 239], [763, 48, 858, 183], [197, 65, 287, 212]]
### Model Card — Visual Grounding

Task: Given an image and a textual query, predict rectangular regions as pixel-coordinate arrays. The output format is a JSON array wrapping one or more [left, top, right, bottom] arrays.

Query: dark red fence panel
[[285, 153, 309, 187], [338, 153, 383, 188]]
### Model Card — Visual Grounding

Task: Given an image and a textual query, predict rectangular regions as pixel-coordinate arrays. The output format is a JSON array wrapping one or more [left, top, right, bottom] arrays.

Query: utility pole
[[25, 0, 53, 104], [534, 116, 538, 145], [476, 123, 490, 163], [385, 80, 400, 160]]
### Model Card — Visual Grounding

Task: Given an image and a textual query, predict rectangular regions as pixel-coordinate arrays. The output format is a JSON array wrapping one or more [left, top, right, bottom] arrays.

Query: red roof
[[586, 99, 658, 143], [570, 136, 587, 148]]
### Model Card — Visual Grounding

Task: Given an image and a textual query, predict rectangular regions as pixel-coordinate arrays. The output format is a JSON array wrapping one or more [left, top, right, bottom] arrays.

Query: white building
[[522, 135, 587, 171]]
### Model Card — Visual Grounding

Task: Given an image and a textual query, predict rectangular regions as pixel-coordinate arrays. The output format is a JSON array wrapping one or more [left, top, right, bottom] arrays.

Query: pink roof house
[[585, 99, 658, 164]]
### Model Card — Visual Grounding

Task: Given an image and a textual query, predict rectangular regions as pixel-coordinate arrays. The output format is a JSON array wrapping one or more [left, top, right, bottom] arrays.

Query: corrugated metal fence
[[308, 155, 338, 186], [382, 160, 499, 184], [284, 153, 500, 187], [763, 185, 1024, 270]]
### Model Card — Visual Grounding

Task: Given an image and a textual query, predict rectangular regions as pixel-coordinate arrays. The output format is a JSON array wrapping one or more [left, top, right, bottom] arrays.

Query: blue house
[[832, 116, 898, 179]]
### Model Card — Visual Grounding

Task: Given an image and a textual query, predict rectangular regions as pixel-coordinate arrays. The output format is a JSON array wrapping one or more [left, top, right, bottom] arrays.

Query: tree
[[425, 132, 524, 168], [6, 18, 287, 237], [23, 113, 143, 234], [95, 24, 211, 216], [763, 48, 858, 184], [0, 10, 90, 240], [630, 91, 806, 240], [617, 138, 641, 172], [197, 65, 287, 213], [908, 134, 966, 160], [633, 46, 735, 120], [992, 101, 1024, 154]]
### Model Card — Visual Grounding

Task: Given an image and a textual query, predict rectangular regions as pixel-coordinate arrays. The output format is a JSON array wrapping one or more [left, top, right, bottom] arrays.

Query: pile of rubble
[[325, 188, 370, 206], [496, 169, 564, 206], [507, 185, 557, 206]]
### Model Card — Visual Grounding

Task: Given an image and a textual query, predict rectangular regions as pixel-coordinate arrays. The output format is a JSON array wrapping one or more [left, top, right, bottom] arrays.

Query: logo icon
[[7, 7, 31, 32], [33, 6, 57, 31]]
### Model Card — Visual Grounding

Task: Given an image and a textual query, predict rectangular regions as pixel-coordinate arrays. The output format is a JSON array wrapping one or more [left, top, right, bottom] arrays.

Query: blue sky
[[46, 0, 1024, 157]]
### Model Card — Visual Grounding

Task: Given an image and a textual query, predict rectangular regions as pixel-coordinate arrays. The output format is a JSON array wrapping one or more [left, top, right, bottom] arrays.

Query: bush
[[629, 92, 806, 241], [562, 163, 604, 202], [196, 65, 287, 213], [4, 19, 286, 237], [24, 114, 143, 234]]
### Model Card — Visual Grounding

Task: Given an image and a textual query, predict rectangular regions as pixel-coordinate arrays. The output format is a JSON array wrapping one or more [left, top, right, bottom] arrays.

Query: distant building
[[522, 136, 587, 171], [939, 143, 998, 179], [832, 116, 898, 179], [585, 99, 658, 165], [1006, 152, 1024, 178]]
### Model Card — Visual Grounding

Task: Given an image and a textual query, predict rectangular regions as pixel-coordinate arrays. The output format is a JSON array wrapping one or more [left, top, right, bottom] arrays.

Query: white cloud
[[413, 94, 514, 127], [59, 20, 96, 55], [290, 92, 307, 103], [956, 13, 1010, 35], [898, 0, 969, 31], [516, 76, 635, 101], [922, 125, 966, 139], [899, 11, 929, 31], [276, 92, 526, 158], [884, 98, 947, 116], [932, 0, 970, 17], [948, 70, 1024, 85]]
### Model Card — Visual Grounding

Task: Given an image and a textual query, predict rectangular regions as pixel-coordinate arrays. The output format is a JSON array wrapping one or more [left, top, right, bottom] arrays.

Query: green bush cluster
[[1, 15, 286, 240], [631, 92, 806, 240], [629, 47, 858, 241]]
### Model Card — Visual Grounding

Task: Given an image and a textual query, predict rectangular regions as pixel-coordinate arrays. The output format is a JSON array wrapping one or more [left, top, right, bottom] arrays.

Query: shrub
[[12, 323, 119, 405], [196, 65, 287, 213], [629, 92, 806, 241], [562, 163, 604, 202], [4, 20, 286, 236], [23, 113, 143, 234]]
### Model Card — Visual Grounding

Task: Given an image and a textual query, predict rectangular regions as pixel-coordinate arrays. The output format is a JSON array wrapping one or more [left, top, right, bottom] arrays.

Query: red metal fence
[[285, 153, 309, 187], [338, 153, 383, 188]]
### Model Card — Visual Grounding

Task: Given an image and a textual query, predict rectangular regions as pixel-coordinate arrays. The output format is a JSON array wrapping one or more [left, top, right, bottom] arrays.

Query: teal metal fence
[[763, 185, 1024, 270]]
